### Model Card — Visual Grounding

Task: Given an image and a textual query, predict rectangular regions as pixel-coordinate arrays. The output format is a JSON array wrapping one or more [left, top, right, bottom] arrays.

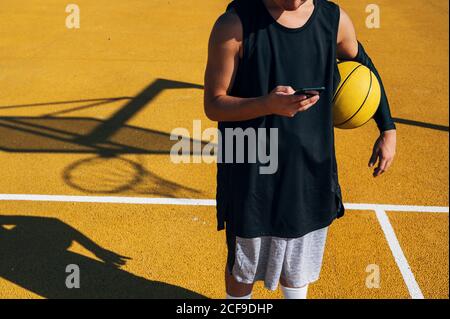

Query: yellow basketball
[[333, 61, 381, 129]]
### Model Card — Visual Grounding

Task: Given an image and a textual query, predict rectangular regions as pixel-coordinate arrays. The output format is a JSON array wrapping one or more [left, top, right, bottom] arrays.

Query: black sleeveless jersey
[[217, 0, 345, 238]]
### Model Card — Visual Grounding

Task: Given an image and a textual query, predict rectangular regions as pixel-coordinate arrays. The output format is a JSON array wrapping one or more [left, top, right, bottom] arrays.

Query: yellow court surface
[[0, 0, 448, 299]]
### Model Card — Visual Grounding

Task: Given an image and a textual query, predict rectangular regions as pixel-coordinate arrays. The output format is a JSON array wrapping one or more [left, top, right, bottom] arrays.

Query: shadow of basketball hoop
[[0, 78, 210, 197]]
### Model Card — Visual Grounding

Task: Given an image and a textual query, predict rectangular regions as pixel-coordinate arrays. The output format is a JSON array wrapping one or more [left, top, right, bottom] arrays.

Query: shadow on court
[[0, 215, 206, 299], [0, 78, 208, 195], [0, 78, 206, 155], [392, 117, 449, 132], [63, 156, 201, 196]]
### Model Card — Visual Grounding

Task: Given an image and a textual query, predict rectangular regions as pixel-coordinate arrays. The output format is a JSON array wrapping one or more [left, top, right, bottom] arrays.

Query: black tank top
[[217, 0, 345, 238]]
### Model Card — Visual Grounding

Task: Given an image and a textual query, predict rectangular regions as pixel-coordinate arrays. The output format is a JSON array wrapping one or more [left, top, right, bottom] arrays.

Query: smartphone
[[294, 86, 326, 98]]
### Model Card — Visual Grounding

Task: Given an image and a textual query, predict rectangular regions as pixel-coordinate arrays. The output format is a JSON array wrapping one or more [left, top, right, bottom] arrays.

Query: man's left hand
[[369, 129, 397, 177]]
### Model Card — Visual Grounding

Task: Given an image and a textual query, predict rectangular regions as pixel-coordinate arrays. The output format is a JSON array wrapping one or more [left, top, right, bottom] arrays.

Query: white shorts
[[226, 227, 328, 291]]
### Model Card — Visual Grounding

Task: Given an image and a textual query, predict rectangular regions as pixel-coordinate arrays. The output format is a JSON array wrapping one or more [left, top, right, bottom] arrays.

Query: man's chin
[[278, 1, 306, 11], [281, 6, 299, 11]]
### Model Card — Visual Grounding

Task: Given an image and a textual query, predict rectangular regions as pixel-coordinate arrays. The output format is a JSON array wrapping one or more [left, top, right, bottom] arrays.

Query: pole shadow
[[392, 117, 449, 132]]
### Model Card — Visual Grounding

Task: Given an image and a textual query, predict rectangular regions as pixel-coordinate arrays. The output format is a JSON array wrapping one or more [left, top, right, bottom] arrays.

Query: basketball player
[[203, 0, 397, 299]]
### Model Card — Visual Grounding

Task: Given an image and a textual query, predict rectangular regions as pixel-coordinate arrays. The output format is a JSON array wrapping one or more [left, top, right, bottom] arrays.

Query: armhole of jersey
[[334, 3, 341, 44], [226, 0, 248, 62]]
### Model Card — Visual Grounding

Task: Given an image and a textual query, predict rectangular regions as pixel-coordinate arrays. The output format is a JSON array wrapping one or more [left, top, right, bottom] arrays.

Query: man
[[204, 0, 396, 299]]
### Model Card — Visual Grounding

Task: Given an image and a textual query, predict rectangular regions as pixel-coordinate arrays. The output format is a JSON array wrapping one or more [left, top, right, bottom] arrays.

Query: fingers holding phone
[[296, 94, 320, 112], [264, 86, 304, 117], [264, 86, 324, 117], [293, 86, 324, 112]]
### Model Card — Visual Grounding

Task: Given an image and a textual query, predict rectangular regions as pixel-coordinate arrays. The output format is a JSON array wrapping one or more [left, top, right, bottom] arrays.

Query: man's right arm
[[203, 10, 318, 122]]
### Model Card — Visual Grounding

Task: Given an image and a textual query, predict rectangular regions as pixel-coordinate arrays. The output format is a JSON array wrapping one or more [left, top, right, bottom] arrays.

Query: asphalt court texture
[[0, 0, 448, 298]]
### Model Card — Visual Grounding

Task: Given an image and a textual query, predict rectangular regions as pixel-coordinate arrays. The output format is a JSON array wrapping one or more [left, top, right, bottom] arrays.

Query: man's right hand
[[263, 86, 320, 118]]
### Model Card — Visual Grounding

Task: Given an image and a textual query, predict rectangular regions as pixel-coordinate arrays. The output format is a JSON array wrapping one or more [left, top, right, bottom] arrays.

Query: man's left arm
[[336, 8, 397, 177]]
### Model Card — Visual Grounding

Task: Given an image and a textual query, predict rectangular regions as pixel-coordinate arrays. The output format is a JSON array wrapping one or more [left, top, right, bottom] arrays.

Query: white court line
[[0, 194, 448, 213], [345, 203, 449, 213], [374, 208, 425, 299], [0, 194, 217, 206]]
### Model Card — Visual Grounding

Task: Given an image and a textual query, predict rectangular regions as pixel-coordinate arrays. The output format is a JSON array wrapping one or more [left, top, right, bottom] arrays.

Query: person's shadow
[[0, 215, 206, 299]]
